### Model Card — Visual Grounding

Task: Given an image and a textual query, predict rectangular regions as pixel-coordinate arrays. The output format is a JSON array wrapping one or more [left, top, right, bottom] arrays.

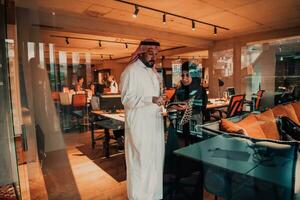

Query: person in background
[[86, 82, 95, 101], [103, 73, 110, 88], [75, 76, 84, 92], [169, 61, 208, 146], [89, 83, 95, 95], [120, 38, 165, 200], [108, 75, 119, 93], [62, 86, 69, 93]]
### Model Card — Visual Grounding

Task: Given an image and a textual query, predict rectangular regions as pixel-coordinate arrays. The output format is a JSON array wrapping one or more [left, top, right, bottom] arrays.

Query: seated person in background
[[86, 83, 95, 101], [169, 61, 208, 145], [94, 83, 105, 96], [62, 86, 69, 93], [108, 75, 119, 93], [75, 76, 85, 92]]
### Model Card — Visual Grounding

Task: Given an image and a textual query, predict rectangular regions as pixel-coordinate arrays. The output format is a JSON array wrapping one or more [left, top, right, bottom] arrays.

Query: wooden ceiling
[[16, 0, 300, 61]]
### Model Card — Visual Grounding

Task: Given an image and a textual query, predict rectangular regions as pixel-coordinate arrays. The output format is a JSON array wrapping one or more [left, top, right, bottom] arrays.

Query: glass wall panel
[[59, 51, 67, 87], [241, 36, 300, 108], [0, 2, 20, 199], [39, 43, 45, 69], [212, 49, 234, 98]]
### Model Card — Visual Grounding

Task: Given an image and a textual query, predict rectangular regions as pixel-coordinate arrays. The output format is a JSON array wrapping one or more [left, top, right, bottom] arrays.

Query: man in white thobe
[[120, 39, 165, 200]]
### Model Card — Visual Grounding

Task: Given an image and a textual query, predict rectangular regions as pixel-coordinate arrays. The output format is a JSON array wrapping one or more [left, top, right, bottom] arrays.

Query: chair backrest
[[227, 94, 245, 117], [103, 88, 111, 93], [90, 96, 100, 111], [165, 88, 176, 101], [51, 91, 60, 102], [255, 90, 265, 110], [59, 92, 72, 105], [72, 94, 87, 109]]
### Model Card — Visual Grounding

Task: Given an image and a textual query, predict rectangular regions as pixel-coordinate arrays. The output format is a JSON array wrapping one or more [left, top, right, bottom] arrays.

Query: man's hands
[[152, 96, 166, 106], [169, 104, 188, 111]]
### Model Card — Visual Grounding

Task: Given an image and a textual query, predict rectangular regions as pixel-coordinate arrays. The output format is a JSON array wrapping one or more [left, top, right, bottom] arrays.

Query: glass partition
[[1, 0, 300, 199], [212, 49, 234, 98], [241, 36, 300, 108], [0, 2, 21, 199]]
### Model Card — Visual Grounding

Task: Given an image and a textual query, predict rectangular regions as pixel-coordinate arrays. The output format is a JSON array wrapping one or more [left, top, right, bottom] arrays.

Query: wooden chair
[[254, 90, 264, 111], [71, 94, 88, 131], [59, 92, 72, 132], [245, 90, 264, 111], [72, 94, 87, 109], [89, 96, 106, 149], [51, 91, 60, 102], [51, 91, 60, 111]]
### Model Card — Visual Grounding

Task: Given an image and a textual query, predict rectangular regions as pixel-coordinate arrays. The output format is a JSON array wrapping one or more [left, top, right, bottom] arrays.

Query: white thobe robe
[[110, 80, 119, 93], [120, 59, 165, 200]]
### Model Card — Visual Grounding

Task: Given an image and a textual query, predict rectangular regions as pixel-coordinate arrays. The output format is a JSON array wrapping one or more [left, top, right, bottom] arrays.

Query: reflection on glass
[[241, 45, 263, 99], [241, 36, 300, 107], [213, 49, 233, 77], [59, 51, 67, 87], [72, 52, 80, 73], [85, 52, 92, 84], [39, 43, 45, 69], [49, 43, 56, 90], [212, 49, 234, 98], [27, 42, 35, 61], [172, 60, 181, 87]]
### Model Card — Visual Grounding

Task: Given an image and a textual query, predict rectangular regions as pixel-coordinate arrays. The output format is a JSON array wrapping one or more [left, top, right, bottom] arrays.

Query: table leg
[[91, 120, 95, 149], [103, 128, 110, 158]]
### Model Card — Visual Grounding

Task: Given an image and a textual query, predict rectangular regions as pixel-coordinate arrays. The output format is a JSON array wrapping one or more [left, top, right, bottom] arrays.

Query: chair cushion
[[237, 114, 266, 139], [219, 119, 245, 134], [292, 101, 300, 123], [255, 109, 280, 140], [272, 104, 299, 125]]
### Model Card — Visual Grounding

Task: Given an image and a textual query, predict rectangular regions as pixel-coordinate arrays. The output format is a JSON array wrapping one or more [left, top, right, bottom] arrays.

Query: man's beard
[[140, 57, 154, 68], [145, 60, 155, 68]]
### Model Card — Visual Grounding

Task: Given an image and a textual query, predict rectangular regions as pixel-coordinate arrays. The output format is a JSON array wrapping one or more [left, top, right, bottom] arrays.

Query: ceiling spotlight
[[115, 0, 230, 32], [125, 43, 128, 49], [163, 13, 166, 24], [98, 40, 102, 47], [132, 4, 139, 18], [100, 54, 103, 59], [65, 37, 69, 45], [109, 55, 112, 60], [192, 20, 195, 31], [214, 26, 217, 35]]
